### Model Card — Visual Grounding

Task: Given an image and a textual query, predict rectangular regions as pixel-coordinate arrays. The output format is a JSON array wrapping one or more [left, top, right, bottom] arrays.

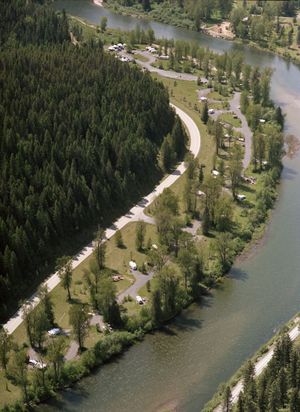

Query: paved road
[[198, 89, 253, 170], [132, 50, 201, 81], [230, 92, 253, 169], [3, 104, 201, 335], [214, 321, 300, 411], [118, 270, 155, 303], [65, 341, 79, 361]]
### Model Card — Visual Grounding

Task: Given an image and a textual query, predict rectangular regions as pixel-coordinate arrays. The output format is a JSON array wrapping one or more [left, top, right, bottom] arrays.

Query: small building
[[212, 170, 220, 177], [237, 194, 246, 201]]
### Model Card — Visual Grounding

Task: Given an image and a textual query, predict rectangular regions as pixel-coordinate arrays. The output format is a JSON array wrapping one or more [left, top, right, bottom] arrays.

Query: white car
[[47, 327, 61, 336], [28, 358, 38, 367], [136, 295, 144, 305], [129, 261, 137, 270], [28, 359, 47, 369]]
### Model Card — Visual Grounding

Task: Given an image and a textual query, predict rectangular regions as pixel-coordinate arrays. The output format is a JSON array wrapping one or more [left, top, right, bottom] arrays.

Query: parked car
[[136, 295, 144, 305], [129, 261, 137, 270], [47, 327, 62, 336], [28, 358, 38, 367]]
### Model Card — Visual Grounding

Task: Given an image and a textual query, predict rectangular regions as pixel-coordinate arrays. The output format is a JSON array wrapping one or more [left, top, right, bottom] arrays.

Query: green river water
[[45, 2, 300, 411]]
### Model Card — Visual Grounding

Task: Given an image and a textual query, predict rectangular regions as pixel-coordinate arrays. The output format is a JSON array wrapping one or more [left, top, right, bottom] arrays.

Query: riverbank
[[1, 12, 287, 412], [101, 1, 300, 66], [202, 313, 300, 412]]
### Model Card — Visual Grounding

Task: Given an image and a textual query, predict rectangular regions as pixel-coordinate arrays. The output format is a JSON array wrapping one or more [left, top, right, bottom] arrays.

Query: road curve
[[130, 50, 200, 82], [3, 104, 201, 335]]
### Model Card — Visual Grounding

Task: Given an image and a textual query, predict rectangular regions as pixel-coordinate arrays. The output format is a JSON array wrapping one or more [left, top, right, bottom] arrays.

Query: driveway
[[118, 270, 155, 303]]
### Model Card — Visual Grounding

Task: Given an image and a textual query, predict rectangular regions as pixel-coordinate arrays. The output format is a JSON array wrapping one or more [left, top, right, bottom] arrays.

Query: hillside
[[0, 0, 184, 321]]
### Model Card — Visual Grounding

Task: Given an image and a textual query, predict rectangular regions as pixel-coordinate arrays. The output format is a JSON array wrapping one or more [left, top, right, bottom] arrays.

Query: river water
[[47, 2, 300, 411]]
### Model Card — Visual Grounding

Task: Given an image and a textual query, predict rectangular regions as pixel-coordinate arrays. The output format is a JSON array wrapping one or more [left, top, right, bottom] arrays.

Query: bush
[[94, 331, 137, 363], [62, 360, 87, 383], [81, 349, 97, 371]]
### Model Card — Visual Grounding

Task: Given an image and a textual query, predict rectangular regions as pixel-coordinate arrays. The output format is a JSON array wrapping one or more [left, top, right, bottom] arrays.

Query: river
[[46, 2, 300, 411]]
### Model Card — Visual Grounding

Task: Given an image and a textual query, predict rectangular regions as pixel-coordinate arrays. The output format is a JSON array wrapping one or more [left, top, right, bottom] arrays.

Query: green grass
[[0, 373, 21, 409], [207, 91, 229, 101], [134, 53, 149, 62], [12, 222, 157, 341], [218, 112, 242, 128], [106, 222, 158, 274]]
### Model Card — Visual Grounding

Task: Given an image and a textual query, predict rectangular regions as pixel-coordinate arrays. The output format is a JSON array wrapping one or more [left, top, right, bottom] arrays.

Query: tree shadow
[[228, 267, 248, 282], [282, 165, 298, 181]]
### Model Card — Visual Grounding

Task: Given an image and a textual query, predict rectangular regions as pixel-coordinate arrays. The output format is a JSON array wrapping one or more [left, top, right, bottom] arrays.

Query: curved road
[[3, 104, 201, 335], [132, 50, 200, 81]]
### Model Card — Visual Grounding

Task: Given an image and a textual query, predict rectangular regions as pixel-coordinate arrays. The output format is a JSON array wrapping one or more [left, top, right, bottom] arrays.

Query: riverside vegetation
[[105, 0, 300, 64], [0, 2, 286, 411]]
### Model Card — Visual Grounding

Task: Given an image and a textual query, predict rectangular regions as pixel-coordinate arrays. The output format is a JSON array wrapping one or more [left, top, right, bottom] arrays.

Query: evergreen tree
[[57, 256, 73, 301], [201, 101, 209, 124], [135, 221, 146, 251], [69, 304, 90, 351], [0, 327, 12, 372], [151, 289, 163, 325], [115, 230, 124, 248]]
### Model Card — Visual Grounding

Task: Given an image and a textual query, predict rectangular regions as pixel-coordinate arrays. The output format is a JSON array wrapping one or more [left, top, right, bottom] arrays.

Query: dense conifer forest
[[234, 334, 300, 411], [0, 0, 184, 321]]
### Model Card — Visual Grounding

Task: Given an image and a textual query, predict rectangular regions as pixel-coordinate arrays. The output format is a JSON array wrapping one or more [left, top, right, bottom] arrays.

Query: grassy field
[[134, 53, 149, 62], [218, 112, 242, 128]]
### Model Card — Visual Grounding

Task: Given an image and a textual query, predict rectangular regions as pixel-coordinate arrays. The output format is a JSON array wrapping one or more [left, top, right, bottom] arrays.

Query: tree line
[[0, 0, 187, 321], [219, 331, 300, 412]]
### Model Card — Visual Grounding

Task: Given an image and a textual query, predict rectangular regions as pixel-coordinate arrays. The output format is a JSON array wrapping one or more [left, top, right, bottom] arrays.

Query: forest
[[225, 333, 300, 411], [0, 0, 185, 321]]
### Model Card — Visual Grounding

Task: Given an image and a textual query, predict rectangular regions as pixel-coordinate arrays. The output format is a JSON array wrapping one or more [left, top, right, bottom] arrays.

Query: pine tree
[[151, 289, 163, 325], [201, 101, 209, 124]]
